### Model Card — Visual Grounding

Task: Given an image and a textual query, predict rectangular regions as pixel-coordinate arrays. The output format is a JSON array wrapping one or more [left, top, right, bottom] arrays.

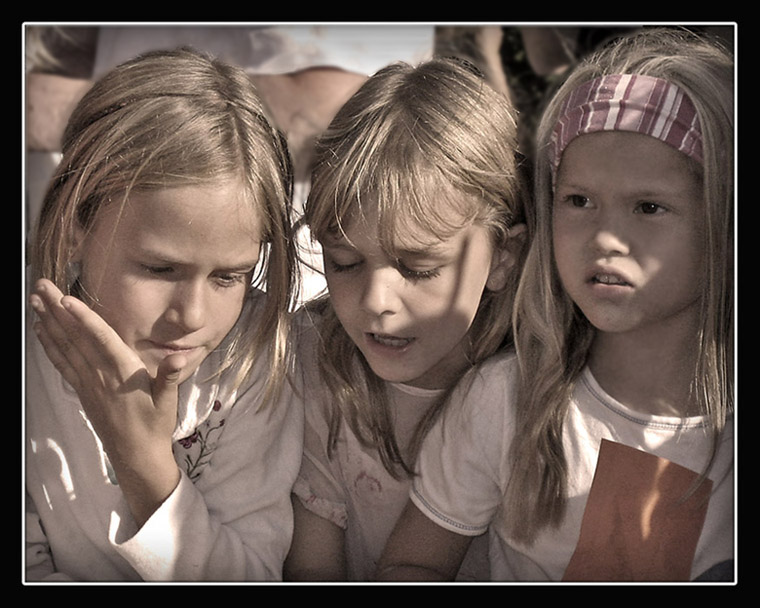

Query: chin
[[365, 361, 418, 385]]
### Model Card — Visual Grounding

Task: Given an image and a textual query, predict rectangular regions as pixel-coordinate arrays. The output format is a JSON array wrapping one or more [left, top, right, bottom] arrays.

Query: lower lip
[[148, 342, 200, 358], [588, 278, 633, 297], [363, 332, 415, 355]]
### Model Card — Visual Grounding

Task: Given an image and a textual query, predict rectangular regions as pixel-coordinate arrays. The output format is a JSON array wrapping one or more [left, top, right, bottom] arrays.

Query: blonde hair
[[508, 28, 734, 542], [30, 47, 297, 401], [304, 57, 525, 477]]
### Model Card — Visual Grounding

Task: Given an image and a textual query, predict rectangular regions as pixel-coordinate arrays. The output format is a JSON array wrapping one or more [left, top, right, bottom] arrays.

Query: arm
[[29, 280, 304, 580], [30, 279, 182, 527], [115, 371, 303, 580], [284, 496, 347, 581], [25, 72, 92, 151], [375, 500, 473, 581], [375, 357, 520, 582], [250, 69, 367, 182]]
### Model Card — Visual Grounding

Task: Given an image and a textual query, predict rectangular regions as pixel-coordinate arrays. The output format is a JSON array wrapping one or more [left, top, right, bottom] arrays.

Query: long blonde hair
[[508, 28, 734, 543], [303, 57, 525, 477], [29, 47, 297, 402]]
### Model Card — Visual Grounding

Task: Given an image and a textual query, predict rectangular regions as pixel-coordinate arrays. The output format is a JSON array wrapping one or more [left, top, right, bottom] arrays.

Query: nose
[[165, 280, 207, 332], [593, 230, 630, 256], [592, 209, 630, 256], [360, 267, 401, 317]]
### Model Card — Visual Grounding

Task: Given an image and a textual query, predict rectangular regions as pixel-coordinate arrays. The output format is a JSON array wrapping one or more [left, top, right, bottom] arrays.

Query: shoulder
[[440, 349, 520, 434], [292, 300, 326, 341], [291, 303, 327, 377], [455, 349, 520, 404]]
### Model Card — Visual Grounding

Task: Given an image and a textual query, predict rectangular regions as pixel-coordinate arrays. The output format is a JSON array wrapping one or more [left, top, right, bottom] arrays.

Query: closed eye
[[142, 264, 174, 276], [328, 259, 362, 273], [323, 243, 363, 274], [213, 272, 250, 288], [396, 261, 441, 281]]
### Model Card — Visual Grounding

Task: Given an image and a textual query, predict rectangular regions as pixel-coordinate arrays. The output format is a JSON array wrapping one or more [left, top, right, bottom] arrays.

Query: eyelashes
[[140, 265, 249, 289], [556, 194, 669, 215], [327, 259, 441, 282], [398, 264, 441, 281]]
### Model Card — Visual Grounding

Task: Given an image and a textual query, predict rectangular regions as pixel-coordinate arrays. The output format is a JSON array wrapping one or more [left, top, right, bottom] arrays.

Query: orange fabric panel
[[563, 439, 712, 582]]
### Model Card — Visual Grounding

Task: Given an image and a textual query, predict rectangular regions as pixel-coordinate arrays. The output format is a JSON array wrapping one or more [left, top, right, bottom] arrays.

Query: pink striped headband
[[549, 74, 703, 176]]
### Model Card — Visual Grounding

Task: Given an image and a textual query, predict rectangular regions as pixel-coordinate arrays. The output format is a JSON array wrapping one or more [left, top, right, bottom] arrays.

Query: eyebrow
[[138, 249, 260, 272], [395, 244, 451, 262], [320, 236, 355, 251], [321, 233, 451, 260]]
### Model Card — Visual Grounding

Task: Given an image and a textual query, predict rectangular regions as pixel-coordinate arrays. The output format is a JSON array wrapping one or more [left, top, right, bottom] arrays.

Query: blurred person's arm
[[519, 26, 579, 76], [25, 25, 98, 151], [25, 73, 92, 151], [250, 68, 367, 182]]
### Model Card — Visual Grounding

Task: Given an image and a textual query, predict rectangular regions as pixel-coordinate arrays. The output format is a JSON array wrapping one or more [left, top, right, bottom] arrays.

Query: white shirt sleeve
[[411, 352, 519, 537], [112, 357, 305, 581]]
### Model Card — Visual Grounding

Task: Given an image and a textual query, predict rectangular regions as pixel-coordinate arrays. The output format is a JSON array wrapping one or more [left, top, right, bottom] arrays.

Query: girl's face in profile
[[73, 180, 263, 384], [552, 131, 705, 340], [321, 205, 513, 390]]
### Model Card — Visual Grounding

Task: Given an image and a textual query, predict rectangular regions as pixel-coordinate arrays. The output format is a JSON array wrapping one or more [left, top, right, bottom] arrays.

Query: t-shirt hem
[[410, 486, 486, 537]]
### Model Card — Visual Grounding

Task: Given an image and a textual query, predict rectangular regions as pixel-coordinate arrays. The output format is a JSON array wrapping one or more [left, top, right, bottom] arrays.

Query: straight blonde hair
[[30, 47, 297, 402], [508, 28, 734, 543], [304, 57, 526, 477]]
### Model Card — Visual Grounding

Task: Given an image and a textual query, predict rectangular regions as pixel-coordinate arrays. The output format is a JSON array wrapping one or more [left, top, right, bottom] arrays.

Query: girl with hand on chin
[[26, 47, 303, 582]]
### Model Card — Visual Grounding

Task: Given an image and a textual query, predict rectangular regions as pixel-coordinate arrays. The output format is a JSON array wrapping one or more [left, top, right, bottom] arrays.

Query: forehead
[[557, 131, 702, 187], [93, 181, 263, 246], [329, 202, 476, 254], [561, 131, 692, 167], [326, 181, 481, 244]]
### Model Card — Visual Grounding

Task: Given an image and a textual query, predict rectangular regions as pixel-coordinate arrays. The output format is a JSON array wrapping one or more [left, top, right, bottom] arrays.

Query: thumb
[[152, 354, 186, 416]]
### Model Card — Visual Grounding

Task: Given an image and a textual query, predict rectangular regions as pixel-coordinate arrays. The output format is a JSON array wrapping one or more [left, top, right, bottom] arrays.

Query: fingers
[[29, 280, 86, 389], [152, 354, 185, 424], [30, 279, 143, 387], [30, 279, 181, 470]]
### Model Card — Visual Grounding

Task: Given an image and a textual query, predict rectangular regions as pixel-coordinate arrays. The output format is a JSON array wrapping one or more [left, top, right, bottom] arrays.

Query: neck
[[588, 318, 701, 417], [404, 342, 471, 391]]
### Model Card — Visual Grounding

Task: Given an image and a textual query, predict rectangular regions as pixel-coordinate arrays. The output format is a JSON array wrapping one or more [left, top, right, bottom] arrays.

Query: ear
[[486, 223, 526, 291], [69, 223, 87, 264]]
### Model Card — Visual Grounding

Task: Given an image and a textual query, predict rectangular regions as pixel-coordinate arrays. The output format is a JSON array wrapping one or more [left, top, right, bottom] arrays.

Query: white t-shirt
[[412, 351, 734, 582], [25, 291, 305, 582], [292, 309, 489, 581]]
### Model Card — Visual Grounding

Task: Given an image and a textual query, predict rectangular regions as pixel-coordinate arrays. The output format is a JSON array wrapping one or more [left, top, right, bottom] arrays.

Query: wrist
[[108, 444, 180, 527]]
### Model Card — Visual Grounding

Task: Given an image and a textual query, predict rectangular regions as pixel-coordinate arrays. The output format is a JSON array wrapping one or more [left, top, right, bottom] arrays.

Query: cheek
[[552, 215, 575, 255], [215, 292, 248, 333], [451, 277, 488, 320], [409, 279, 481, 327], [93, 281, 164, 337], [641, 239, 704, 298], [552, 224, 579, 282], [323, 273, 356, 311]]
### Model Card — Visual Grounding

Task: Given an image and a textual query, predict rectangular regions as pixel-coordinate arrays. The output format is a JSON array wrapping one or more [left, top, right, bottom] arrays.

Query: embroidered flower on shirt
[[176, 400, 226, 481]]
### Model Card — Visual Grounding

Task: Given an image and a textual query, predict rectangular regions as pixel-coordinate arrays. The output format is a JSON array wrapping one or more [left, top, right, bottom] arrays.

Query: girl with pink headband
[[377, 27, 734, 582]]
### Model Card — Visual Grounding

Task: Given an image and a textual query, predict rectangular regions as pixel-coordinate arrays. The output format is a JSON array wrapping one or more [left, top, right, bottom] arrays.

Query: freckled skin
[[75, 182, 262, 384]]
